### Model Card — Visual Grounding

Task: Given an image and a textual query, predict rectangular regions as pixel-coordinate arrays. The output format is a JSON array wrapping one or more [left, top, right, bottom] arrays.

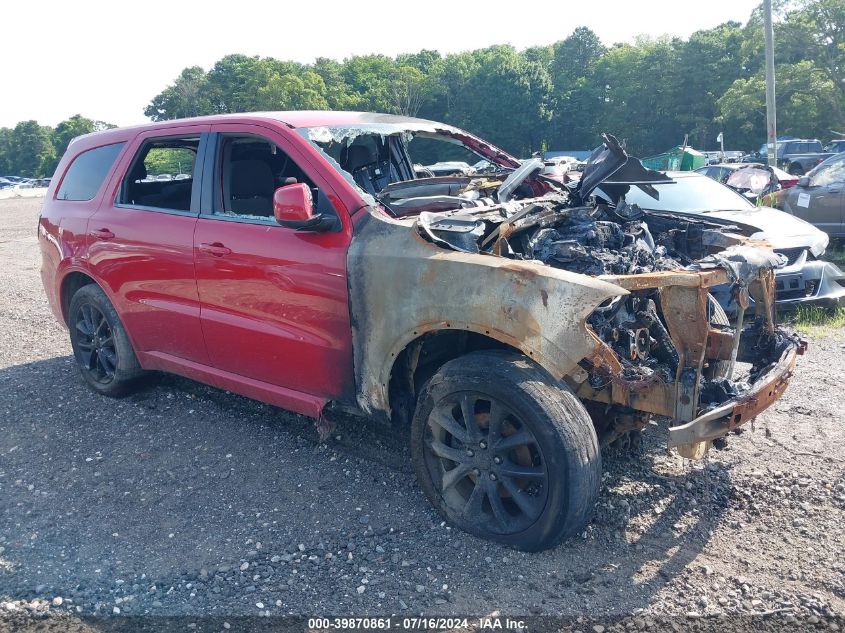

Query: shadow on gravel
[[0, 356, 732, 616]]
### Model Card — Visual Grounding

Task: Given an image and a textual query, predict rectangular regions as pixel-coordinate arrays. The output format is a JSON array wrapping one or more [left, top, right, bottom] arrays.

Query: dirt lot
[[1, 197, 844, 629]]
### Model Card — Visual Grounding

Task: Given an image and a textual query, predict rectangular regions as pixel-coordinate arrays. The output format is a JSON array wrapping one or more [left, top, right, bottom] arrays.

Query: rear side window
[[56, 142, 124, 201], [120, 136, 199, 212]]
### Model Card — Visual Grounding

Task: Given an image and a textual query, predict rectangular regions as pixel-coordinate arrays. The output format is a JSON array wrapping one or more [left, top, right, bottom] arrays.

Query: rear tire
[[788, 163, 804, 176], [410, 351, 601, 551], [68, 284, 146, 397]]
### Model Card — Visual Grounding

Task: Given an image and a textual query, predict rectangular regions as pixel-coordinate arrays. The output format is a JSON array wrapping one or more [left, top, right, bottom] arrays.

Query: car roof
[[62, 111, 466, 157]]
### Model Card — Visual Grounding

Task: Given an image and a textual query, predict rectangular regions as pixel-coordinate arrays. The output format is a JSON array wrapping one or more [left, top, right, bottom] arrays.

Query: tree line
[[2, 0, 843, 178]]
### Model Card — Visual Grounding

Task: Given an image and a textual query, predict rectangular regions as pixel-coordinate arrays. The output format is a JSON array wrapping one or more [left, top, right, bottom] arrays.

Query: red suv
[[40, 112, 801, 550]]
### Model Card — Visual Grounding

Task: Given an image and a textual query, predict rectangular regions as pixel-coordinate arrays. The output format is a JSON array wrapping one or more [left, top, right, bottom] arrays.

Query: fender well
[[60, 271, 97, 326], [387, 328, 522, 426]]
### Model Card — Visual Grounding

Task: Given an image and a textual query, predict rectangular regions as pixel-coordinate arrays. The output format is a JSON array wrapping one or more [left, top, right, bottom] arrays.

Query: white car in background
[[602, 172, 845, 311]]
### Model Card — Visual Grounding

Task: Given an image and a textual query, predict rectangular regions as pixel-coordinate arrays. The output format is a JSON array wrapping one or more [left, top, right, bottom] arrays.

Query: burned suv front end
[[307, 122, 804, 459], [405, 138, 804, 458]]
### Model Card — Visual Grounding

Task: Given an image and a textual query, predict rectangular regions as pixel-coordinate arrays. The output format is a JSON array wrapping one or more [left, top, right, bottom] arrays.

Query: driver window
[[213, 135, 338, 225], [810, 158, 845, 187]]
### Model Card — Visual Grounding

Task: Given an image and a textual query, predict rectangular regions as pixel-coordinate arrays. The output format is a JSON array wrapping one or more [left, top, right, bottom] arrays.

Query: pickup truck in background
[[777, 140, 833, 175], [825, 139, 845, 154], [744, 140, 834, 175]]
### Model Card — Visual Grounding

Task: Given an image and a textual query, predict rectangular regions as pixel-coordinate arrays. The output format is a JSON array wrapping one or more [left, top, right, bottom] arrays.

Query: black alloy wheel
[[411, 351, 601, 551], [423, 391, 548, 535], [68, 283, 145, 397], [73, 301, 118, 384]]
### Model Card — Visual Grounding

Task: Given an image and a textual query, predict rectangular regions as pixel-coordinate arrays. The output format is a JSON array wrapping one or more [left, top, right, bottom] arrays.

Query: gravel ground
[[1, 197, 844, 630]]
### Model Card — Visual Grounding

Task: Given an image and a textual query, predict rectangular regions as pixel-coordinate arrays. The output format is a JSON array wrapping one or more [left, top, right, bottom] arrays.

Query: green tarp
[[641, 146, 706, 171]]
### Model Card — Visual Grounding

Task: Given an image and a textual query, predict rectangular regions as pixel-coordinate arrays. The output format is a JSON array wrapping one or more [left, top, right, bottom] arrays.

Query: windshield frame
[[294, 123, 519, 206]]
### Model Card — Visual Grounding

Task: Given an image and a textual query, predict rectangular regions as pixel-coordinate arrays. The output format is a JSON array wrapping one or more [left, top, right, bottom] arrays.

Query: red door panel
[[86, 124, 210, 364], [194, 222, 352, 398], [194, 123, 355, 401]]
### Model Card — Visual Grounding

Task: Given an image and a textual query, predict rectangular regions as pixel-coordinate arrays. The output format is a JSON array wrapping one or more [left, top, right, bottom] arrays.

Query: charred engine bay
[[388, 176, 794, 416]]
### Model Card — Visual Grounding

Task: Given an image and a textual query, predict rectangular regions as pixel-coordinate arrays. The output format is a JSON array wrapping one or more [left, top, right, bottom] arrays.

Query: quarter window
[[56, 142, 124, 201]]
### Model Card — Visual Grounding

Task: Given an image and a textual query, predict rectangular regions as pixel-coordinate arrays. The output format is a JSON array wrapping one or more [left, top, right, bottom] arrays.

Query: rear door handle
[[198, 242, 232, 257], [90, 228, 115, 240]]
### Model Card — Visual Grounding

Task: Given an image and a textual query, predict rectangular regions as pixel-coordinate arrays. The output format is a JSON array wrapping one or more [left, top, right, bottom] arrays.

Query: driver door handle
[[198, 242, 232, 257]]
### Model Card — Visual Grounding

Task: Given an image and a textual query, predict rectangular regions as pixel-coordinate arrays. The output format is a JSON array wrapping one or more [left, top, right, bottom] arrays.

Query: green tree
[[549, 27, 606, 148], [593, 37, 687, 155], [6, 121, 55, 177], [675, 22, 746, 149], [144, 66, 212, 121], [719, 60, 840, 148], [0, 128, 12, 175], [780, 0, 845, 129]]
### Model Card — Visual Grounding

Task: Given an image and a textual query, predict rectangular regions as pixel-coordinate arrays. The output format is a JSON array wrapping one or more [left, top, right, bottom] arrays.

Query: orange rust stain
[[419, 265, 438, 287]]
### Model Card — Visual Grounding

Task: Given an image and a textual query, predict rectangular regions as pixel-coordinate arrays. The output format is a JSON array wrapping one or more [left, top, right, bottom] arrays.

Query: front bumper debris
[[668, 336, 806, 448]]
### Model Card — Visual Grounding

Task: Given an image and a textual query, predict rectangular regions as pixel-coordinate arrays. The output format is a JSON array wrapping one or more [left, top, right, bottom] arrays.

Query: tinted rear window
[[56, 142, 125, 201]]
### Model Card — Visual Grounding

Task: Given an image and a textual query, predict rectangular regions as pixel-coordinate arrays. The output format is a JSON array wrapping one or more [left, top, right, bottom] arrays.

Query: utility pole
[[763, 0, 777, 167]]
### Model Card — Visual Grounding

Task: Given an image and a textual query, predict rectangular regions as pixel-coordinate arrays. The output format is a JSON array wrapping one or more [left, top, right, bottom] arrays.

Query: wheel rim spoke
[[99, 348, 117, 374], [495, 428, 534, 452], [497, 462, 545, 479], [76, 319, 93, 338], [487, 400, 506, 443], [463, 479, 485, 518], [427, 439, 469, 464], [483, 477, 510, 529], [92, 349, 105, 377], [81, 304, 95, 330], [429, 410, 468, 444], [441, 463, 471, 491], [459, 394, 481, 441], [499, 474, 541, 516], [94, 315, 108, 336], [77, 346, 94, 368]]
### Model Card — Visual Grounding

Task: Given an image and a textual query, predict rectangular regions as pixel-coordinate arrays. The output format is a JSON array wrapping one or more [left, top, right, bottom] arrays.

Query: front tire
[[788, 163, 804, 176], [68, 284, 146, 397], [410, 351, 601, 551]]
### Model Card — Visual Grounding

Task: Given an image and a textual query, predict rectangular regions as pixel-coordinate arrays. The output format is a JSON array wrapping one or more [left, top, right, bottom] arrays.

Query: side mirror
[[797, 176, 810, 188], [272, 183, 330, 231]]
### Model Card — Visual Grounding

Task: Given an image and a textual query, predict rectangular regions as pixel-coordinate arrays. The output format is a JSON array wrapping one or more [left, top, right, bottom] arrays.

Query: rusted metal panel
[[576, 377, 676, 418], [598, 269, 729, 291], [706, 329, 735, 361], [347, 209, 628, 417]]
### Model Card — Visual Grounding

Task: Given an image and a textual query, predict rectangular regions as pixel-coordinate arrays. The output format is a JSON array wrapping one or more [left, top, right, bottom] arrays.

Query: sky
[[0, 0, 762, 129]]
